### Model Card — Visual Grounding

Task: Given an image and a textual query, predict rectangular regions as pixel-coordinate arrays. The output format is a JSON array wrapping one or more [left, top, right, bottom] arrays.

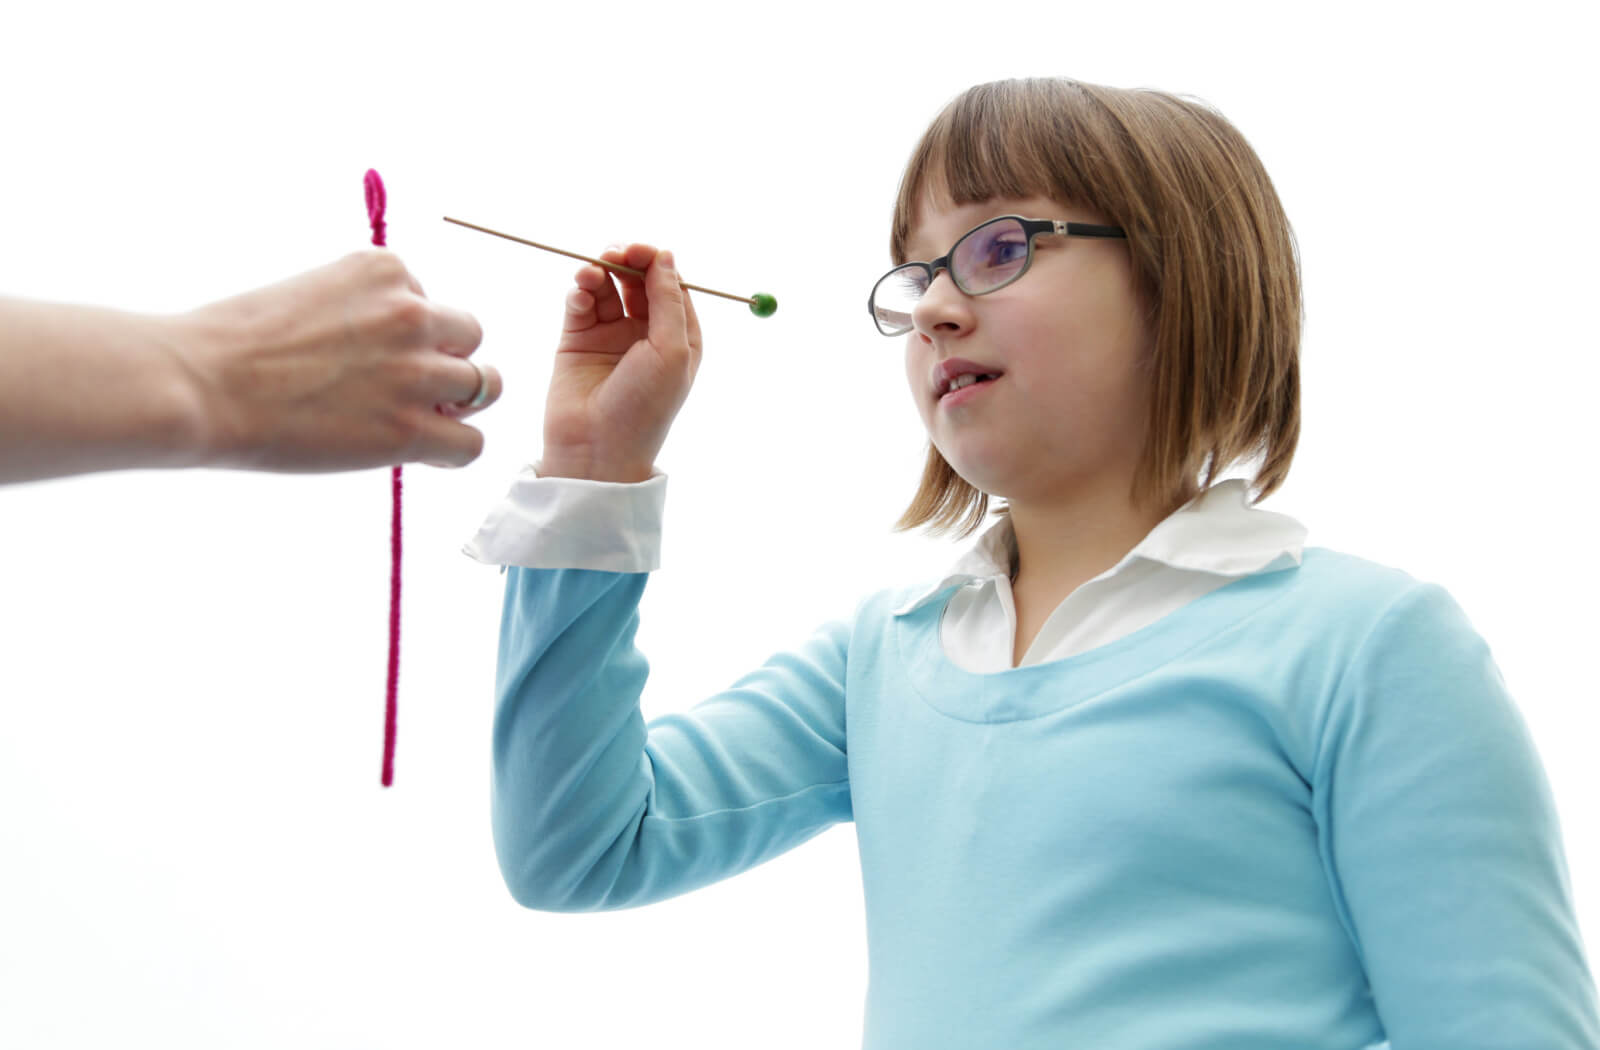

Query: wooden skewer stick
[[442, 216, 777, 316]]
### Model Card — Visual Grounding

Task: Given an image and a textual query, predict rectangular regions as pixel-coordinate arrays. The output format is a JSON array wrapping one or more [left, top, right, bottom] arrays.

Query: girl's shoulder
[[1263, 546, 1488, 655], [1298, 545, 1419, 594]]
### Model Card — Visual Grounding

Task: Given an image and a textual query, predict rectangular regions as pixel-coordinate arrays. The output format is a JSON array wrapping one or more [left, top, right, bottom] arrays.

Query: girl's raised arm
[[486, 241, 853, 909], [491, 566, 853, 910]]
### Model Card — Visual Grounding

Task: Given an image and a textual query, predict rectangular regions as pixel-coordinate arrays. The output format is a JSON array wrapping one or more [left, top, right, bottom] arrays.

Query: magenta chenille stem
[[366, 168, 400, 789]]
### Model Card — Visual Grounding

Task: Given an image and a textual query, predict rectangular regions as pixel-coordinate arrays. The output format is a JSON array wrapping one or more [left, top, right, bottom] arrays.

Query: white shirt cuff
[[461, 465, 666, 572]]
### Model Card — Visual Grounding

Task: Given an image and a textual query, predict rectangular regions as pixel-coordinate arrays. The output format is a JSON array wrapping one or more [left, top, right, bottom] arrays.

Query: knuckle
[[370, 247, 406, 279], [415, 357, 449, 397], [380, 410, 424, 462], [381, 353, 434, 401], [387, 293, 429, 337], [349, 246, 402, 283]]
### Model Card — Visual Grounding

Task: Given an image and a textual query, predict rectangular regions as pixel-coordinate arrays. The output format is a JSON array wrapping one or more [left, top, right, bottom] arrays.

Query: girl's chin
[[938, 454, 1014, 498]]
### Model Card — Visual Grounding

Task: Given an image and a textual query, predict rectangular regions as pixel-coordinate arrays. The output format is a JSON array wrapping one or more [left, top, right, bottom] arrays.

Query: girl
[[465, 78, 1600, 1048]]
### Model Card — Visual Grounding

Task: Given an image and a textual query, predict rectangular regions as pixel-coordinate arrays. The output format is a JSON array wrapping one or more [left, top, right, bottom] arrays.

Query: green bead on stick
[[443, 216, 776, 318]]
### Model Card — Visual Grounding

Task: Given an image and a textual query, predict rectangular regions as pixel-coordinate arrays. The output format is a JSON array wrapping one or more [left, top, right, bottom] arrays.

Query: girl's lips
[[939, 374, 1000, 407], [932, 358, 1004, 398]]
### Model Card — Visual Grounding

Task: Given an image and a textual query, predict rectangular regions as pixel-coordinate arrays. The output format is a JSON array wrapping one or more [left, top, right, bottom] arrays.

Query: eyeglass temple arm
[[1056, 220, 1127, 239]]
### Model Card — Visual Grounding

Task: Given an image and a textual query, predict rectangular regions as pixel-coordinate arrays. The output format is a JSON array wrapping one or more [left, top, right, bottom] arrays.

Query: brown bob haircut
[[891, 77, 1301, 538]]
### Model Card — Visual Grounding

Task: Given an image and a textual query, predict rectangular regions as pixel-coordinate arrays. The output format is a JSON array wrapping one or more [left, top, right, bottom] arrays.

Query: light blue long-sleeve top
[[490, 547, 1600, 1049]]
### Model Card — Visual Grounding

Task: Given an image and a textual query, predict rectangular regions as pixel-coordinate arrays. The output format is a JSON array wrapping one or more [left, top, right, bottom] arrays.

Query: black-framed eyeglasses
[[868, 215, 1126, 336]]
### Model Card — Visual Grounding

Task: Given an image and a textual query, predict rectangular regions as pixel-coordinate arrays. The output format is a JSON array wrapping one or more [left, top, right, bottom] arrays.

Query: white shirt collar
[[892, 478, 1308, 616]]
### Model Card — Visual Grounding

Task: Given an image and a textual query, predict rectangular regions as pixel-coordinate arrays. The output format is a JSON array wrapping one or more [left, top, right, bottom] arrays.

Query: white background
[[2, 1, 1596, 1046]]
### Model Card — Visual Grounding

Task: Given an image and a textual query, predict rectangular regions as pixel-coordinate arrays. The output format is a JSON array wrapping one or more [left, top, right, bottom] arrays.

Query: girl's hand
[[539, 243, 703, 483]]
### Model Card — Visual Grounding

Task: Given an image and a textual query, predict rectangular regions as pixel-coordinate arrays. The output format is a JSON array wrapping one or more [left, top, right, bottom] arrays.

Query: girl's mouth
[[940, 373, 1000, 406]]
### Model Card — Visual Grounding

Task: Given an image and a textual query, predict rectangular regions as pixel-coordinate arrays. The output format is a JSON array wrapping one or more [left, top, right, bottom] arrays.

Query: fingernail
[[658, 249, 675, 271]]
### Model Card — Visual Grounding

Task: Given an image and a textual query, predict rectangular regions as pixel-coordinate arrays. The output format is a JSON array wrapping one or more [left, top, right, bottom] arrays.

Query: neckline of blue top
[[892, 547, 1329, 724]]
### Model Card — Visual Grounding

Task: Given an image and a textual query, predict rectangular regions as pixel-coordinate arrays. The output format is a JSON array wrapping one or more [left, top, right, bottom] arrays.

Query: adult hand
[[181, 248, 501, 472]]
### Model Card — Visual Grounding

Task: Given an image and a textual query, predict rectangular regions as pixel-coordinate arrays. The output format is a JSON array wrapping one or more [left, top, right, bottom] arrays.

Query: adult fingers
[[426, 301, 484, 355], [416, 415, 487, 468], [434, 358, 503, 418], [403, 263, 425, 298]]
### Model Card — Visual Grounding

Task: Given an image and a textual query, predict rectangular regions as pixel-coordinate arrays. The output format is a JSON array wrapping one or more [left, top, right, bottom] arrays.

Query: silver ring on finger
[[459, 358, 491, 409]]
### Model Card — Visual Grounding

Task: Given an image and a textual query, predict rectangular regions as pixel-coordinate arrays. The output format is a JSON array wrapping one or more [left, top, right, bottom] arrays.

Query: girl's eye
[[987, 240, 1028, 265]]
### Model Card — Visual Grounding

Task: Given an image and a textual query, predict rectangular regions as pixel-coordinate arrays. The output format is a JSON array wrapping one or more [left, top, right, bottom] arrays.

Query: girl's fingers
[[592, 248, 632, 323], [682, 281, 703, 367], [644, 249, 689, 364], [613, 243, 654, 319], [563, 283, 599, 332], [566, 243, 686, 345], [573, 260, 623, 325]]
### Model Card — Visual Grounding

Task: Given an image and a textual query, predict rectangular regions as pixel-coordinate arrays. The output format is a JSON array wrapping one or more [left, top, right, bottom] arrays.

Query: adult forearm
[[0, 297, 206, 483]]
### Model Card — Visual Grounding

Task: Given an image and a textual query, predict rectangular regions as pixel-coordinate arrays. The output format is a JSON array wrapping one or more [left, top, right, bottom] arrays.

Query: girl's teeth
[[947, 373, 993, 394]]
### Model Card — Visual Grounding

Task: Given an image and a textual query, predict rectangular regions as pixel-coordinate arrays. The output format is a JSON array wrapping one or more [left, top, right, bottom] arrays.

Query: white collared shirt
[[463, 472, 1307, 672]]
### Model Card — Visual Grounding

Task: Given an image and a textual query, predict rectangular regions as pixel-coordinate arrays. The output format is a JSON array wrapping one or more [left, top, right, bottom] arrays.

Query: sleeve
[[462, 467, 668, 572], [490, 566, 854, 912], [1313, 582, 1600, 1049]]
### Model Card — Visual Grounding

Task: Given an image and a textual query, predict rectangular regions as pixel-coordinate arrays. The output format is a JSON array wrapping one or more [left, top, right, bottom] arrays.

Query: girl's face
[[902, 193, 1152, 510]]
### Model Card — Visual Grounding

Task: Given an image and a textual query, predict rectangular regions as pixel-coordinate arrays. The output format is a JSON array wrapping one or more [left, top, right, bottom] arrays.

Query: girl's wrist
[[536, 449, 655, 484]]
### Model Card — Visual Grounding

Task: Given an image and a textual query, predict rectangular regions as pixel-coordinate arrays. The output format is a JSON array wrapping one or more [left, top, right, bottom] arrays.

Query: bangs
[[890, 80, 1111, 265]]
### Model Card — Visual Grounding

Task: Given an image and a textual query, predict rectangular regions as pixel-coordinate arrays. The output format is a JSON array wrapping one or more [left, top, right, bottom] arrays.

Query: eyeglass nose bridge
[[900, 254, 979, 335], [919, 254, 962, 295]]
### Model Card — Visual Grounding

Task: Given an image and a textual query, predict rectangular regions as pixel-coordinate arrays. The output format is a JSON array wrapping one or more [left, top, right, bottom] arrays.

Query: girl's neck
[[1006, 481, 1191, 595]]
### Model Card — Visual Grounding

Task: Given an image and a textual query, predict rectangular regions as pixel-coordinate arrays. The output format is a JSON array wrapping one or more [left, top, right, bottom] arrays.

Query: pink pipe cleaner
[[366, 168, 401, 788]]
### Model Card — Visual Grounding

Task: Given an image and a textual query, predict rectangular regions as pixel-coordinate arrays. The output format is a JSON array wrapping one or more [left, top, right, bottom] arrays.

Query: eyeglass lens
[[871, 217, 1031, 335]]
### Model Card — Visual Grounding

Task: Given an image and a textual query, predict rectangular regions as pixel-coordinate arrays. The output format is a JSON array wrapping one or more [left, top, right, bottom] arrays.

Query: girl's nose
[[911, 269, 972, 337]]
